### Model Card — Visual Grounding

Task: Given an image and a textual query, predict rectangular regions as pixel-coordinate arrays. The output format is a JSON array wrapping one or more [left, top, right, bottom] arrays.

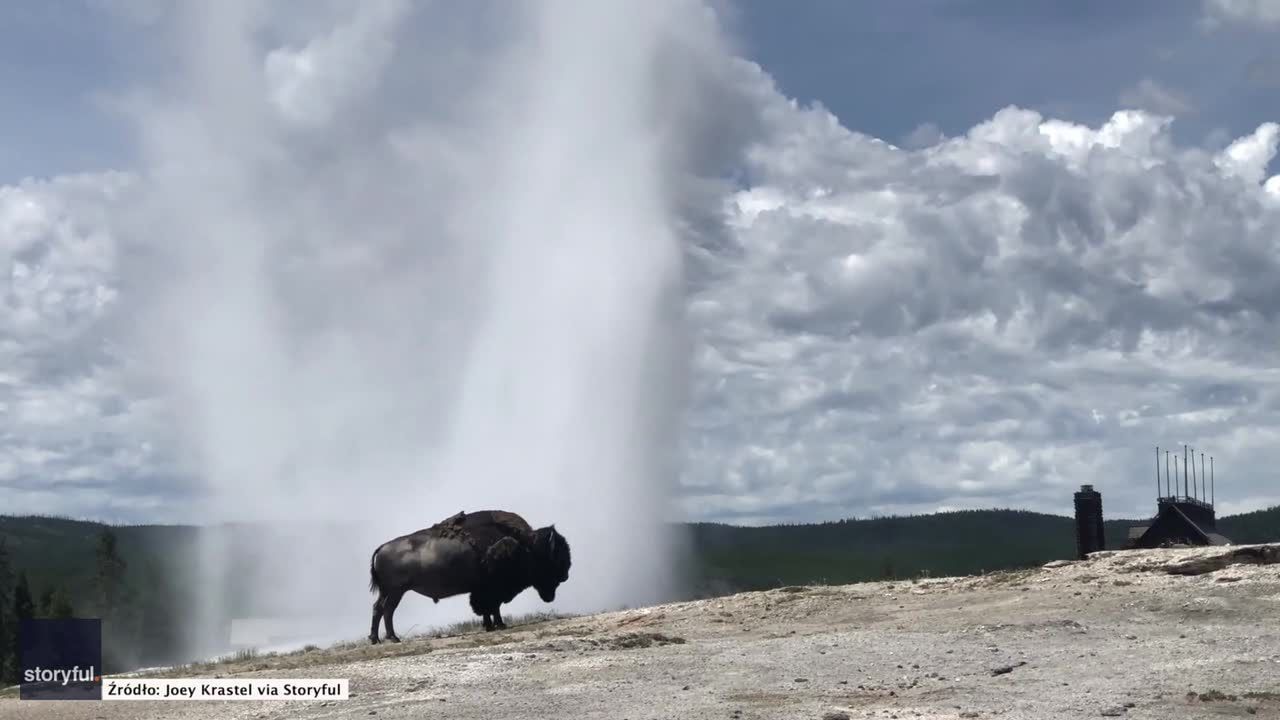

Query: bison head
[[531, 525, 572, 602]]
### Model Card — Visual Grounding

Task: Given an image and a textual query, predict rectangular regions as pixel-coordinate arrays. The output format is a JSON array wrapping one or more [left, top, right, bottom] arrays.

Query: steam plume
[[108, 0, 729, 656]]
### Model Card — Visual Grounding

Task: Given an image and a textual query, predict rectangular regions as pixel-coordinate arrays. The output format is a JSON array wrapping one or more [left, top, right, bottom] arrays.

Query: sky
[[2, 0, 1280, 528]]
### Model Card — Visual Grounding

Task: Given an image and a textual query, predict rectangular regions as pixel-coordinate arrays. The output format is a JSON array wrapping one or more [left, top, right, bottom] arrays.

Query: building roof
[[1128, 501, 1230, 549], [1167, 504, 1211, 544]]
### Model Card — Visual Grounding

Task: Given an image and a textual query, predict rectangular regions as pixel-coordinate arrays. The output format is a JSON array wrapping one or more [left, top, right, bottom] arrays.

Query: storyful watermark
[[19, 618, 102, 700], [16, 619, 349, 702]]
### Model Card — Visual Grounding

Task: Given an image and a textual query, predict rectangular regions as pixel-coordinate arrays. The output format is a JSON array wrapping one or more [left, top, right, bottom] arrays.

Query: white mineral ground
[[7, 543, 1280, 720]]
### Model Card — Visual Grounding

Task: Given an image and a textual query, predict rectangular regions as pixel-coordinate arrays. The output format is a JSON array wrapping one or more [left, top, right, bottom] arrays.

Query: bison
[[367, 509, 571, 644]]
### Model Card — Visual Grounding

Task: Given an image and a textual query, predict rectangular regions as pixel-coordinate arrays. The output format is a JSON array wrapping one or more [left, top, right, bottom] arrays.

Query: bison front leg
[[470, 591, 497, 632], [478, 605, 505, 631], [382, 589, 405, 643], [479, 609, 506, 631]]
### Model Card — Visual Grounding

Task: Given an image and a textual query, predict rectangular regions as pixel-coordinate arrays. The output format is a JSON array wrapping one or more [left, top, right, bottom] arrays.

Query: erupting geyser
[[108, 0, 729, 659]]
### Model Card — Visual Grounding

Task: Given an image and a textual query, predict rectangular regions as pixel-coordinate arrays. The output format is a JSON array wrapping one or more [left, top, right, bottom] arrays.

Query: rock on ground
[[6, 543, 1280, 719]]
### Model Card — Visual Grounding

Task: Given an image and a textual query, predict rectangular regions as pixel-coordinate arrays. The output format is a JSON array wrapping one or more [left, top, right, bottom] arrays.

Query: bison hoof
[[386, 634, 401, 643], [369, 636, 379, 645]]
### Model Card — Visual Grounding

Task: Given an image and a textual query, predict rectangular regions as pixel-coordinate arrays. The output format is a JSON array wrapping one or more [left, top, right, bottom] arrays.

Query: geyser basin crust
[[14, 543, 1280, 719]]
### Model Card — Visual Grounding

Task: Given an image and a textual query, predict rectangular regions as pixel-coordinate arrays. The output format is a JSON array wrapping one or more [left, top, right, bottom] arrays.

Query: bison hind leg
[[369, 593, 386, 645], [382, 589, 405, 643]]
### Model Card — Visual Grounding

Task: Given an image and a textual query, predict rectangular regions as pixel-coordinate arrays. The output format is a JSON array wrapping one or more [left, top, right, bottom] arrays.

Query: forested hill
[[683, 506, 1280, 595], [0, 515, 198, 606], [4, 506, 1280, 599], [0, 505, 1277, 675], [4, 506, 1279, 601]]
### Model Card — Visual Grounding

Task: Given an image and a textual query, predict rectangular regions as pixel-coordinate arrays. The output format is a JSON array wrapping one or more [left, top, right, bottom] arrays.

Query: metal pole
[[1189, 446, 1194, 500], [1165, 450, 1171, 498], [1191, 446, 1198, 501], [1211, 456, 1214, 506], [1201, 453, 1206, 506], [1155, 446, 1160, 500], [1184, 445, 1189, 498]]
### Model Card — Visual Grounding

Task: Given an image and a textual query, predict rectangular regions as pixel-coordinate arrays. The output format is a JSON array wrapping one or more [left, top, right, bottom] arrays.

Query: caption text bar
[[101, 679, 349, 701]]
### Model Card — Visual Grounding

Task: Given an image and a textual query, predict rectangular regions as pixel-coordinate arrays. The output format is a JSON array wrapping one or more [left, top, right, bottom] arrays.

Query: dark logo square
[[19, 618, 103, 701]]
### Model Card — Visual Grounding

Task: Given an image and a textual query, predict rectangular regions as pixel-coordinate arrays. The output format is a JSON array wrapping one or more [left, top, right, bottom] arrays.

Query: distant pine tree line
[[1, 505, 1277, 678], [0, 536, 79, 685], [0, 526, 185, 684], [680, 505, 1280, 596]]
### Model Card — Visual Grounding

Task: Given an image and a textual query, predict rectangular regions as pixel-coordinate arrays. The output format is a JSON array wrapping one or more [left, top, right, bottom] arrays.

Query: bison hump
[[403, 508, 536, 556], [460, 510, 536, 545], [491, 511, 535, 538], [419, 511, 472, 542]]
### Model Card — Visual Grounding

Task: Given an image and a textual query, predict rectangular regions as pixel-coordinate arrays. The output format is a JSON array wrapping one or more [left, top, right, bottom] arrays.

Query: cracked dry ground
[[7, 544, 1280, 720]]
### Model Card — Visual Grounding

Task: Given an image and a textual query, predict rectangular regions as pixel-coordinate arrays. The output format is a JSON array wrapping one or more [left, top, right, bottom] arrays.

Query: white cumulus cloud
[[680, 62, 1280, 524], [1203, 0, 1280, 27], [1215, 122, 1280, 184], [3, 6, 1280, 534], [0, 172, 185, 521]]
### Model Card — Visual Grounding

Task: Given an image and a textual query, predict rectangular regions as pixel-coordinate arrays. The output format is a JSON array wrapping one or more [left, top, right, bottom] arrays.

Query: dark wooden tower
[[1073, 484, 1105, 559]]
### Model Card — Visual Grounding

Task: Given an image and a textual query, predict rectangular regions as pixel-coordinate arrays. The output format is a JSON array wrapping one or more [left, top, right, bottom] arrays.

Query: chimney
[[1073, 484, 1105, 560]]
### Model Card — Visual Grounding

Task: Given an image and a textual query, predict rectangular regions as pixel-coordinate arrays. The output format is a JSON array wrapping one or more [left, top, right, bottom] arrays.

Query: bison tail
[[368, 549, 380, 594]]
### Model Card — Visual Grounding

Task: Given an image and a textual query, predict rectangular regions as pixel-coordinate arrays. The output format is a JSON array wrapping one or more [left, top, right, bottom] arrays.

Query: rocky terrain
[[6, 543, 1280, 719]]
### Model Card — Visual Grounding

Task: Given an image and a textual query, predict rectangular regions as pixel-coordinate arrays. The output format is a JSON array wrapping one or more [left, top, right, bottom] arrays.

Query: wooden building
[[1126, 496, 1230, 549], [1126, 445, 1230, 549]]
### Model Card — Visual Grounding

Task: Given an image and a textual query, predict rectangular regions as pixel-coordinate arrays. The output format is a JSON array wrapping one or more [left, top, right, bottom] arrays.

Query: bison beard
[[367, 509, 571, 644]]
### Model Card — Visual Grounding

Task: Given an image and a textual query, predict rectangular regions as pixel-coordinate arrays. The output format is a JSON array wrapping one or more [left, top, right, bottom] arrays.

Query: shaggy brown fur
[[445, 510, 540, 630], [411, 509, 534, 551]]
